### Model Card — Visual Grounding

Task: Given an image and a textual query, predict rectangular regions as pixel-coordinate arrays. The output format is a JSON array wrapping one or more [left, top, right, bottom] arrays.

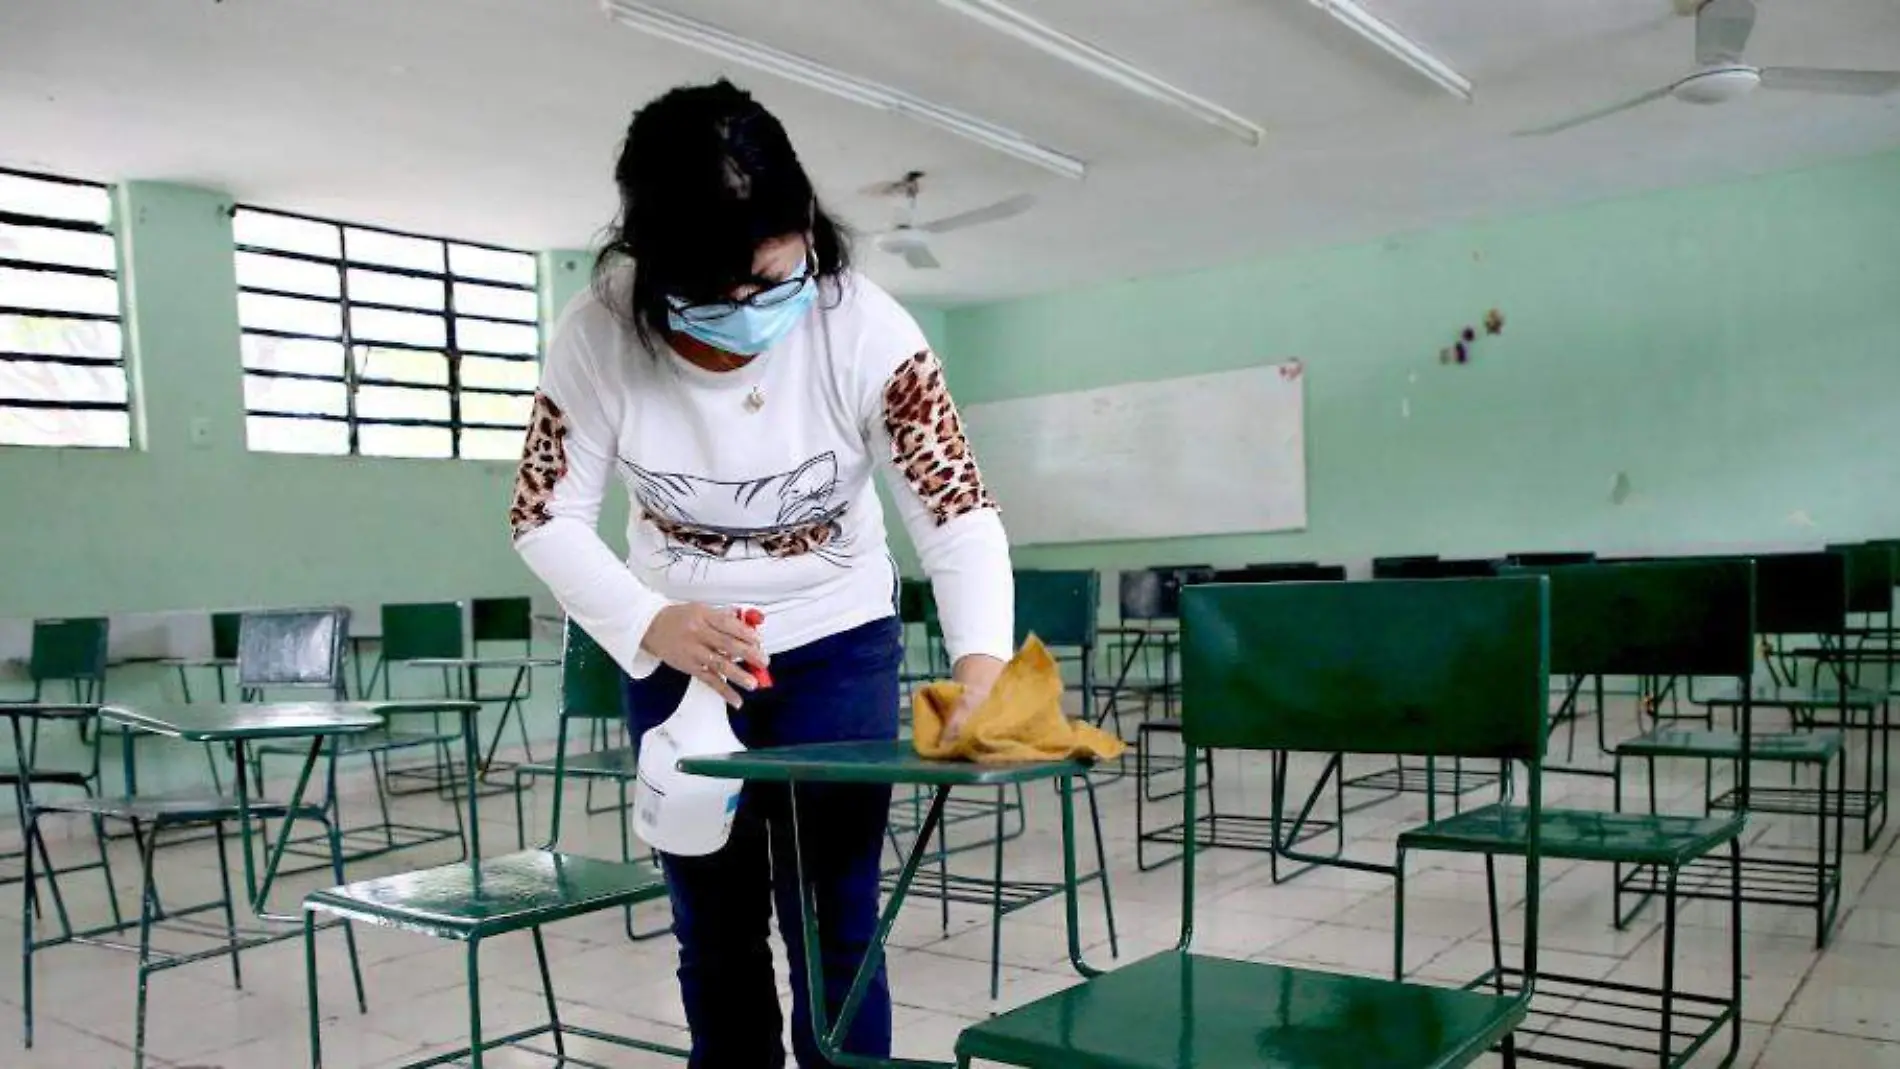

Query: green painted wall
[[945, 148, 1900, 573], [0, 183, 539, 620]]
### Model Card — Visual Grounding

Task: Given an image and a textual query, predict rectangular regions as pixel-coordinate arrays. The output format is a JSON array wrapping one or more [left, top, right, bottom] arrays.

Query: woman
[[509, 80, 1013, 1067]]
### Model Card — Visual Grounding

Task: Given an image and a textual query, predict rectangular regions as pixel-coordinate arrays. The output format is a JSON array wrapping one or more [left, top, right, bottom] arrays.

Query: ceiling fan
[[868, 171, 1036, 270], [1519, 0, 1900, 137]]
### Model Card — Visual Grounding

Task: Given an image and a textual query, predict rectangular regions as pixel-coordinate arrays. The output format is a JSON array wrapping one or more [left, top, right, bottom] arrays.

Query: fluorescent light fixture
[[1308, 0, 1472, 101], [600, 0, 1088, 180], [932, 0, 1263, 146]]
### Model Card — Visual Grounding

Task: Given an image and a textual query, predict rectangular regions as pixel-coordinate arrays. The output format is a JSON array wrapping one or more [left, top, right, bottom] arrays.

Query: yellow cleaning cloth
[[912, 635, 1127, 764]]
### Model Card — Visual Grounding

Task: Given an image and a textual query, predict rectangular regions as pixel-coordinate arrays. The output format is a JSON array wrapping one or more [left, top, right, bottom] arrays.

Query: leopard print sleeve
[[882, 350, 997, 527], [509, 392, 570, 541]]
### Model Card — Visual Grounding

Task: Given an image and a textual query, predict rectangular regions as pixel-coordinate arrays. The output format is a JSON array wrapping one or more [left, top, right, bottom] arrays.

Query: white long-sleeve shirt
[[509, 269, 1013, 678]]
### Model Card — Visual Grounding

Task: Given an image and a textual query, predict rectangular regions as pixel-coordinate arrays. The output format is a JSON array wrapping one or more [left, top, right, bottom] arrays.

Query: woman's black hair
[[595, 79, 851, 352]]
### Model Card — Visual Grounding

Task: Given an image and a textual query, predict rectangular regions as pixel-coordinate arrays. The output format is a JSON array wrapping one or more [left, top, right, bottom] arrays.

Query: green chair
[[4, 619, 114, 886], [508, 626, 666, 942], [303, 621, 683, 1069], [19, 617, 110, 704], [1624, 552, 1856, 943], [891, 577, 1001, 850], [250, 607, 468, 872], [897, 577, 949, 696], [955, 576, 1550, 1069], [893, 568, 1119, 1002], [1400, 560, 1754, 1068], [424, 595, 556, 783], [1783, 543, 1892, 847], [1134, 566, 1350, 877], [1, 700, 119, 915]]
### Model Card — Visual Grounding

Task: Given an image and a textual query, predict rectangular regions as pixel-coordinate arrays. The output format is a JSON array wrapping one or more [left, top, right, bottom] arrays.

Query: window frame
[[233, 204, 540, 460], [0, 167, 129, 449]]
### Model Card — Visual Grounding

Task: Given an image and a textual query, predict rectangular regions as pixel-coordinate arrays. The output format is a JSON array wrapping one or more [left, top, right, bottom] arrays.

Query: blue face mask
[[667, 266, 818, 357]]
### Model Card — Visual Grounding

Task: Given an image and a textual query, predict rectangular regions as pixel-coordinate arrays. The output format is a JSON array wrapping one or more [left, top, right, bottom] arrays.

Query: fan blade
[[1760, 67, 1900, 96], [903, 244, 941, 270], [1513, 85, 1674, 137], [1695, 0, 1756, 66], [919, 193, 1037, 234]]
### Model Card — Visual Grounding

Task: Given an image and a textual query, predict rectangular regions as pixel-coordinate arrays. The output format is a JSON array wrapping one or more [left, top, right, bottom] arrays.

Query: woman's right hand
[[642, 603, 770, 705]]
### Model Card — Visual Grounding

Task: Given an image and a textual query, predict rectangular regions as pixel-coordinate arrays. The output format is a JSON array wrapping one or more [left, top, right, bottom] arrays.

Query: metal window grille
[[233, 206, 540, 459], [0, 168, 129, 448]]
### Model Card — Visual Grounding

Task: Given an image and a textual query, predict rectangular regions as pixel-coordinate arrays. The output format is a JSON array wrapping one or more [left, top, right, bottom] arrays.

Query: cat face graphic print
[[627, 452, 854, 573]]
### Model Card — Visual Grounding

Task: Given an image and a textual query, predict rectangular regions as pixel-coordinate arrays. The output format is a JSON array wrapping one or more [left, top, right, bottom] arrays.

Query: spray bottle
[[633, 608, 772, 857]]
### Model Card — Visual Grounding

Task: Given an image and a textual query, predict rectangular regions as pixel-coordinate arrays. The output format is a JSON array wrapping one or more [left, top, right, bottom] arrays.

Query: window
[[233, 207, 540, 459], [0, 169, 128, 448]]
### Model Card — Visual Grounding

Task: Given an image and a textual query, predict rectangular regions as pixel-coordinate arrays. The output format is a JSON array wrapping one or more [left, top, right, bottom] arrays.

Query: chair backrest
[[237, 609, 349, 694], [1371, 554, 1438, 578], [897, 579, 933, 625], [1118, 569, 1168, 621], [1198, 564, 1347, 585], [1179, 577, 1547, 984], [1383, 557, 1501, 579], [1835, 544, 1893, 617], [210, 612, 243, 662], [30, 617, 109, 690], [1755, 552, 1845, 637], [1508, 552, 1597, 567], [381, 602, 465, 661], [1181, 577, 1548, 760], [1509, 560, 1756, 678], [1014, 570, 1099, 651], [471, 596, 534, 645], [561, 621, 625, 722], [1159, 566, 1213, 618], [544, 620, 627, 847]]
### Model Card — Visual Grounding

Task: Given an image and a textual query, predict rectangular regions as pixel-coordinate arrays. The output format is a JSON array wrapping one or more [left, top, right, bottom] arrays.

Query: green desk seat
[[1620, 728, 1844, 762], [1402, 805, 1742, 867], [305, 850, 662, 939], [553, 746, 638, 776], [958, 577, 1549, 1069], [304, 622, 685, 1069], [959, 954, 1522, 1069], [1617, 721, 1847, 947], [49, 789, 328, 824]]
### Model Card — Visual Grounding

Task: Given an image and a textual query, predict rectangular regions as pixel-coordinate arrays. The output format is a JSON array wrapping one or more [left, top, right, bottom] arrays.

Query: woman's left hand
[[943, 654, 1006, 742]]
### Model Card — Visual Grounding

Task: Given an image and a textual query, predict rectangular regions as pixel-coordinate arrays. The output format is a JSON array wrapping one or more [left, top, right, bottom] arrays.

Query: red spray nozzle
[[736, 607, 771, 687]]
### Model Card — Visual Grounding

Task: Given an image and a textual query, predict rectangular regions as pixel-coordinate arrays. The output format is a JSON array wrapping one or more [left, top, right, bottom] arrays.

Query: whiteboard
[[962, 363, 1306, 546]]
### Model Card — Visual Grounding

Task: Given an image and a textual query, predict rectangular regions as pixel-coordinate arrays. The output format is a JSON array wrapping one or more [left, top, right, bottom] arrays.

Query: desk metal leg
[[231, 737, 326, 918], [792, 783, 946, 1069], [794, 776, 1111, 1069]]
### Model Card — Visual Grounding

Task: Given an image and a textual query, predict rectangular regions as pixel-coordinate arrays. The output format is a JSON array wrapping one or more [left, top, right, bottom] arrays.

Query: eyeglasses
[[669, 252, 815, 322]]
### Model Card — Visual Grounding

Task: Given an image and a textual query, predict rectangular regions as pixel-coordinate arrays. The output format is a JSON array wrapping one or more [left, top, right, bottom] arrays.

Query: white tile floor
[[2, 696, 1896, 1068]]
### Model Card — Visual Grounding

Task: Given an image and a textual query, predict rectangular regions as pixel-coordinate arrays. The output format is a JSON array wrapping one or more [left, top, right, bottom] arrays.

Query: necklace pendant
[[744, 386, 766, 413]]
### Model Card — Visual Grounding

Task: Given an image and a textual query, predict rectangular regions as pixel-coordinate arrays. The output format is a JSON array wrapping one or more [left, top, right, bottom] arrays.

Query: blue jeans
[[625, 617, 901, 1069]]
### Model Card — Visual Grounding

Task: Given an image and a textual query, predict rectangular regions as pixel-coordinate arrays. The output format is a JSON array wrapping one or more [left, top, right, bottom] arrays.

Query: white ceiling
[[2, 0, 1897, 302]]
